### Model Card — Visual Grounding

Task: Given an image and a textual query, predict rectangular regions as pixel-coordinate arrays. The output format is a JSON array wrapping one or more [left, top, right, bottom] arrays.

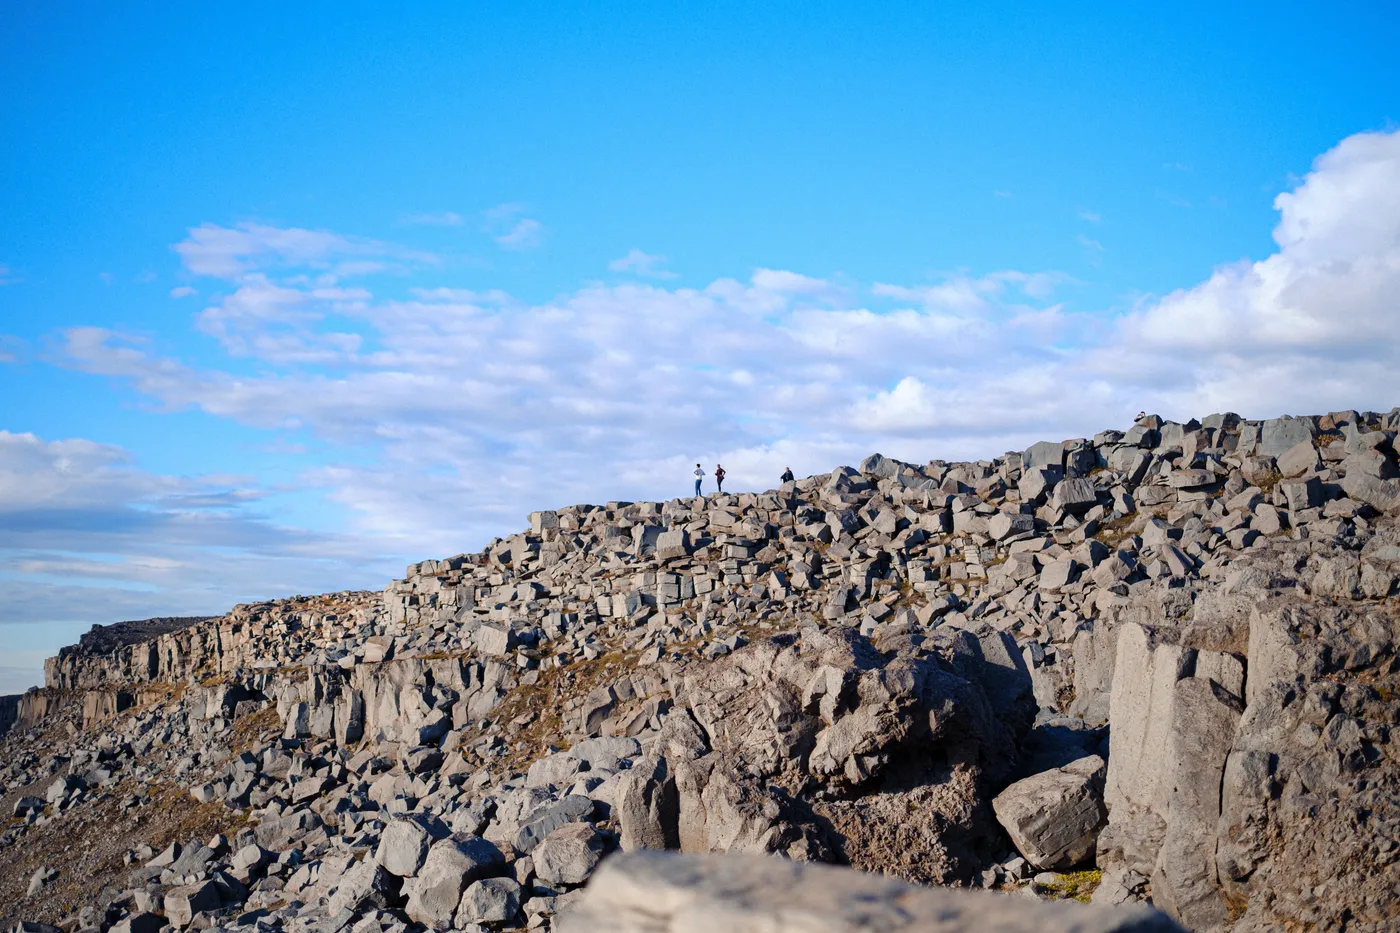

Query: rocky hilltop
[[2, 409, 1399, 933]]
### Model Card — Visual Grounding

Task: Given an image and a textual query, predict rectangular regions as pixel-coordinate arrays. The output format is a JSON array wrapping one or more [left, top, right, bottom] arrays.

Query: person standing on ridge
[[693, 463, 704, 497], [715, 463, 726, 493], [780, 467, 794, 484]]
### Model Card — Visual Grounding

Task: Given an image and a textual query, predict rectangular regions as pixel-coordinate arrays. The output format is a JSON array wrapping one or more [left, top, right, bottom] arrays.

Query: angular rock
[[457, 876, 523, 927], [404, 835, 507, 930], [615, 755, 680, 851], [163, 881, 220, 927], [993, 755, 1107, 870], [533, 820, 609, 887], [376, 815, 435, 877]]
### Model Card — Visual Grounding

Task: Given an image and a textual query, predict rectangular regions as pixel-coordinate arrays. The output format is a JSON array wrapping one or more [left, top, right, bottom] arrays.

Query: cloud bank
[[2, 129, 1399, 692]]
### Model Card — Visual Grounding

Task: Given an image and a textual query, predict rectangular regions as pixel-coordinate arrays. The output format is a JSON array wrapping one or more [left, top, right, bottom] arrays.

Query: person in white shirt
[[693, 464, 704, 497]]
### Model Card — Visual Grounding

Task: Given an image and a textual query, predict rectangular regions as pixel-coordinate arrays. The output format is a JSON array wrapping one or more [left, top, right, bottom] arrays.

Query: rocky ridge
[[1, 408, 1398, 932]]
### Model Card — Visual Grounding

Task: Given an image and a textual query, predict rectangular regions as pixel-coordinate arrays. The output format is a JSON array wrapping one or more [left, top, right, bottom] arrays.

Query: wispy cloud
[[1164, 161, 1194, 172], [993, 189, 1013, 199], [496, 218, 544, 250], [608, 248, 678, 279], [1078, 209, 1102, 223], [483, 204, 545, 251], [403, 211, 464, 227], [173, 221, 436, 280], [1077, 234, 1106, 266], [170, 285, 197, 298], [0, 263, 16, 285]]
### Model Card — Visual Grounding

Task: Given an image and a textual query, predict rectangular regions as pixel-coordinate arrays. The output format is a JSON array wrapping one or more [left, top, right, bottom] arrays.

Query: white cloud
[[1079, 209, 1102, 223], [0, 263, 13, 284], [170, 285, 197, 298], [608, 248, 678, 279]]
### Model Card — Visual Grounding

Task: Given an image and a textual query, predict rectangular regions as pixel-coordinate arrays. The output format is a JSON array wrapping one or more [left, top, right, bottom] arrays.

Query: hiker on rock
[[693, 463, 704, 497], [781, 467, 795, 484], [715, 463, 726, 493]]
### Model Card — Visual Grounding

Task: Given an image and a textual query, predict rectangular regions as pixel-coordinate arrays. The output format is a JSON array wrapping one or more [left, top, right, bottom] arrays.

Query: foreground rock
[[557, 850, 1183, 932]]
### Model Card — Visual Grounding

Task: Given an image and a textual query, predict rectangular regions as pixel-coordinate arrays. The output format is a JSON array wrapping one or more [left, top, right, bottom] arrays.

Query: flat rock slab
[[558, 851, 1184, 933]]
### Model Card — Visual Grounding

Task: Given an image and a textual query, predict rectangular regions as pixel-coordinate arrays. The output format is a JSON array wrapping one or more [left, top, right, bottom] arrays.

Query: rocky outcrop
[[2, 406, 1399, 932]]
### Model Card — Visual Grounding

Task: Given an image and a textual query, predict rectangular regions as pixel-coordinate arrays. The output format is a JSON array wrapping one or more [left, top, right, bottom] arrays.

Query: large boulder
[[403, 835, 506, 930], [557, 851, 1184, 932], [376, 814, 438, 877], [615, 755, 680, 851], [533, 821, 610, 887], [993, 755, 1107, 870]]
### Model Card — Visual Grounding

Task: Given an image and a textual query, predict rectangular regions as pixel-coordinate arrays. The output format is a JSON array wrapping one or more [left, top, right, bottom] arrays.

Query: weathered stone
[[534, 820, 609, 887], [989, 511, 1035, 541], [993, 756, 1107, 870], [457, 876, 523, 926], [1149, 678, 1242, 931], [1258, 416, 1315, 457], [476, 624, 513, 658], [328, 860, 403, 915], [558, 851, 1184, 932], [616, 755, 680, 851], [1038, 558, 1079, 592], [515, 795, 595, 853], [404, 835, 507, 930], [654, 529, 692, 560], [376, 815, 435, 877], [1276, 439, 1320, 478], [163, 881, 220, 927]]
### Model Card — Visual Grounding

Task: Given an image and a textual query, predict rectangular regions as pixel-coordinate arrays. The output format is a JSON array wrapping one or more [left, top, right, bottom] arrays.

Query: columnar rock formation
[[2, 408, 1398, 933]]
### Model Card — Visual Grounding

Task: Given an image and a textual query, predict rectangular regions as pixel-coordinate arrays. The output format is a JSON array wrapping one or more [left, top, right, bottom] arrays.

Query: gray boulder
[[992, 755, 1107, 870], [404, 835, 506, 930], [376, 815, 436, 877], [533, 821, 611, 886], [615, 755, 680, 851], [457, 876, 523, 927], [557, 851, 1184, 932], [163, 881, 220, 927]]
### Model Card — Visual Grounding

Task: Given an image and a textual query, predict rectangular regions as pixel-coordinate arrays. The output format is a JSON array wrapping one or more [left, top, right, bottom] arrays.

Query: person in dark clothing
[[714, 463, 726, 493], [780, 467, 794, 484]]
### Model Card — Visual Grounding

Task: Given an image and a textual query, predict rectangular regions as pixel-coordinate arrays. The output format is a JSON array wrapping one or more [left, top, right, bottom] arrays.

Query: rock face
[[557, 850, 1184, 932], [2, 406, 1400, 932]]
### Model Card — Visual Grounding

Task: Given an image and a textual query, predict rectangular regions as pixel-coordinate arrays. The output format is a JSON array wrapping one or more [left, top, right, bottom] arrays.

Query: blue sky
[[3, 2, 1400, 692]]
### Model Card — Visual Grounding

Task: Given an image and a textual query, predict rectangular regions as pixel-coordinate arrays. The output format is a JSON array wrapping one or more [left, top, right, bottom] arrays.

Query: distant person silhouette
[[715, 463, 726, 493], [693, 463, 704, 497], [780, 467, 794, 484]]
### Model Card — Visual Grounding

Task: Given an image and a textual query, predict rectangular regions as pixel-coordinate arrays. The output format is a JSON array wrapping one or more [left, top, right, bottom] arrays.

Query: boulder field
[[2, 408, 1399, 932]]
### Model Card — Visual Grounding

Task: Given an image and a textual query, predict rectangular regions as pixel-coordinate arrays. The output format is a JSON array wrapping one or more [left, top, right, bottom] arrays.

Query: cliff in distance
[[2, 407, 1399, 933]]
